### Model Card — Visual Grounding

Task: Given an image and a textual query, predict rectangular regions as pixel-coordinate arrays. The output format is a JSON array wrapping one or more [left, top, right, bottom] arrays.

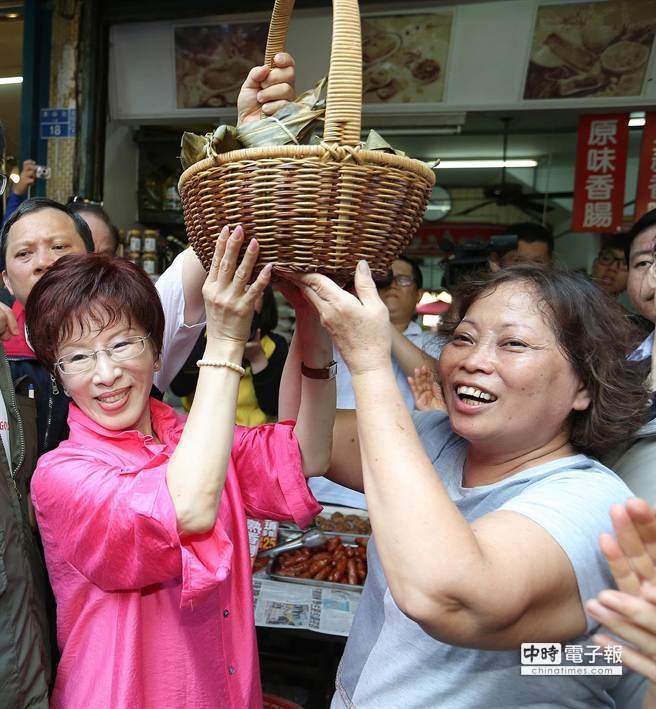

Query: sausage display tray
[[279, 505, 371, 538], [264, 543, 366, 592]]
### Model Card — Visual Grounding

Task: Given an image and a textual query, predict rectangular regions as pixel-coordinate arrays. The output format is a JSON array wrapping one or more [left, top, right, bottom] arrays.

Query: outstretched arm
[[276, 281, 335, 477], [177, 52, 296, 323], [156, 54, 297, 384], [166, 227, 272, 534], [289, 263, 587, 649]]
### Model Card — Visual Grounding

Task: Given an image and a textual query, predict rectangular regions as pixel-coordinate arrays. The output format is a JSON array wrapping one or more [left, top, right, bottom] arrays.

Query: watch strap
[[301, 360, 337, 380]]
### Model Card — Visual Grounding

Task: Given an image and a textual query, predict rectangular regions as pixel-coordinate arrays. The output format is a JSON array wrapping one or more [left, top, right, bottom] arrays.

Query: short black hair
[[625, 208, 656, 264], [67, 201, 120, 254], [258, 285, 278, 335], [598, 233, 629, 255], [397, 255, 423, 289], [1, 197, 94, 270], [506, 222, 555, 254]]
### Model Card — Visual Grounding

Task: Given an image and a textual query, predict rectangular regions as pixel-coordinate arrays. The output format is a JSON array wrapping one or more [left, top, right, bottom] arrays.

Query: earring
[[154, 361, 161, 372]]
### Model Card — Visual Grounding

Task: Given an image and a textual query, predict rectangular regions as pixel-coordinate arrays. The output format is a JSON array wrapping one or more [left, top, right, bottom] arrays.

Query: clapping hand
[[408, 365, 445, 411], [585, 499, 656, 684]]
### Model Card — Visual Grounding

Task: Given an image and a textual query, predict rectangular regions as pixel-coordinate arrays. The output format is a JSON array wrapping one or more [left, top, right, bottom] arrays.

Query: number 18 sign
[[39, 108, 76, 139]]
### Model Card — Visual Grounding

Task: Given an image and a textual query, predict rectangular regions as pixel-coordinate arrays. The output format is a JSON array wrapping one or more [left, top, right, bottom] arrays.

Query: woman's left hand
[[287, 261, 392, 377]]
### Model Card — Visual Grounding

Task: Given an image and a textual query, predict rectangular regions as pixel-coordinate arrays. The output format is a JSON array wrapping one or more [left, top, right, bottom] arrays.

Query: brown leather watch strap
[[301, 360, 338, 380]]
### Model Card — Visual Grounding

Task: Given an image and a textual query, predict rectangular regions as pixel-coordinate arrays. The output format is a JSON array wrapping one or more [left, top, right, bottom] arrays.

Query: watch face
[[424, 185, 452, 222]]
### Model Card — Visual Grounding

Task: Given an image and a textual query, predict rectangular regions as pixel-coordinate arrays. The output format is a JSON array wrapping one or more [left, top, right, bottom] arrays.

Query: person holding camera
[[0, 159, 39, 229], [0, 132, 51, 709]]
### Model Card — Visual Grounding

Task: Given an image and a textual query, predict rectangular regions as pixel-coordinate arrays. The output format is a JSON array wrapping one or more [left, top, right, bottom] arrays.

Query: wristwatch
[[301, 360, 338, 380]]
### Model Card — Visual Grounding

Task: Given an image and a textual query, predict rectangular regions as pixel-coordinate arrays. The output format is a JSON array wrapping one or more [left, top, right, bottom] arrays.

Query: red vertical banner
[[635, 113, 656, 220], [571, 113, 629, 233]]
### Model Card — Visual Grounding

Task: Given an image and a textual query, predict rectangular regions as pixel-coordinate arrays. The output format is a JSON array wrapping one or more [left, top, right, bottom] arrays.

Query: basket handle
[[263, 0, 362, 147]]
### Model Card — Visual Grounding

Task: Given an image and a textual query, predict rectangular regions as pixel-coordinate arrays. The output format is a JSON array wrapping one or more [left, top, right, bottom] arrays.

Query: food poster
[[523, 0, 656, 100], [362, 12, 453, 104], [174, 23, 268, 108]]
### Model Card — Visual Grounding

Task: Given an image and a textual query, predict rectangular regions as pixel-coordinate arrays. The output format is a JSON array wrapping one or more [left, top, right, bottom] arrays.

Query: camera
[[441, 233, 518, 290], [35, 165, 51, 180]]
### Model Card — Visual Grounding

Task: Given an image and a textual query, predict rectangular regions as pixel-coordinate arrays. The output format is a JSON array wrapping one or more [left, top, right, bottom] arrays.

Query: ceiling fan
[[452, 117, 573, 219]]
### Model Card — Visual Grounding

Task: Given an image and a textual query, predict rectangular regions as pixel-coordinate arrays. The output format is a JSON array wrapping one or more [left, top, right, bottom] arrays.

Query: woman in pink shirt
[[24, 226, 336, 708]]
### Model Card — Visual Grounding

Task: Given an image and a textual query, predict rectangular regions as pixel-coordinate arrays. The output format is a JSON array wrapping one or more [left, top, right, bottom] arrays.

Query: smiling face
[[627, 226, 656, 323], [438, 281, 591, 457], [56, 315, 157, 436], [3, 208, 89, 305]]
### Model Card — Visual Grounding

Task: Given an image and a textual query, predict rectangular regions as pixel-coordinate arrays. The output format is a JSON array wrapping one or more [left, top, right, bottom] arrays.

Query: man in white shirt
[[626, 209, 656, 367], [606, 208, 656, 504], [310, 257, 440, 508]]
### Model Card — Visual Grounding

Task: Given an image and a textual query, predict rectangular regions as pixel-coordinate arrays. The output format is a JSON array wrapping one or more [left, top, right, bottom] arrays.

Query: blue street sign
[[39, 108, 76, 139]]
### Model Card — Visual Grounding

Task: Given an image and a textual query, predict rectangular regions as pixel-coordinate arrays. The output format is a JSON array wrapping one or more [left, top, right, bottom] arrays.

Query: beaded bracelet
[[196, 359, 245, 377]]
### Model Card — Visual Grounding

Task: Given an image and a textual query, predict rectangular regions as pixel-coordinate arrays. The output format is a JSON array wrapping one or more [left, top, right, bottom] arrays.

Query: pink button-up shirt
[[31, 399, 321, 708]]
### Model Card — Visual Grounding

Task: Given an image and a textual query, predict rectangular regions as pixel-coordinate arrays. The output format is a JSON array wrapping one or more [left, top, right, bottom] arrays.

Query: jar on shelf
[[142, 172, 163, 211], [162, 172, 182, 212], [127, 228, 142, 265], [141, 228, 160, 278]]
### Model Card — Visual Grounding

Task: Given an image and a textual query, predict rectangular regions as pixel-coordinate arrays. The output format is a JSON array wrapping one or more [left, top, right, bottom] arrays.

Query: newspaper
[[253, 577, 361, 637]]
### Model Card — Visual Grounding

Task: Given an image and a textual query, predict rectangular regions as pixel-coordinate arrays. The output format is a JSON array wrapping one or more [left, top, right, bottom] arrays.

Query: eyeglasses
[[595, 252, 628, 270], [385, 274, 416, 288], [0, 173, 7, 197], [55, 334, 150, 374]]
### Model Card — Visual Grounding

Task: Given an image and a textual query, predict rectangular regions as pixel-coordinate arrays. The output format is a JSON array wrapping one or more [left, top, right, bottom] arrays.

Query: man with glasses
[[0, 128, 51, 709], [591, 235, 629, 298], [605, 209, 656, 507], [310, 256, 439, 508], [0, 57, 295, 705], [0, 54, 296, 462]]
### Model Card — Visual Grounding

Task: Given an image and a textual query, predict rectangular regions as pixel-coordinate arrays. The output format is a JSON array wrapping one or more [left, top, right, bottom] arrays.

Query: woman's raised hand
[[202, 225, 272, 351], [585, 499, 656, 682], [288, 260, 391, 377]]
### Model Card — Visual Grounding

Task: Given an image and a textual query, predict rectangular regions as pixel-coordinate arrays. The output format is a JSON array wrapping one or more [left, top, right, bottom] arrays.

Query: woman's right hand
[[202, 225, 272, 353], [585, 499, 656, 687]]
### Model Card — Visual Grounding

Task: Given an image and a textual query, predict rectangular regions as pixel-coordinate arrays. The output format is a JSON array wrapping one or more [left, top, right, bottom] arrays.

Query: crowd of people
[[2, 53, 656, 709]]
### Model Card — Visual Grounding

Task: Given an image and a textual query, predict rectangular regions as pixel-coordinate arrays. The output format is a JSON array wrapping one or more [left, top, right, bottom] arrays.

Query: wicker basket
[[178, 0, 436, 282]]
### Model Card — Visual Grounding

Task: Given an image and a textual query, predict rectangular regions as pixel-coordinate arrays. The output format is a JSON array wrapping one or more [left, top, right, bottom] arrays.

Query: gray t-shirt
[[332, 411, 634, 709]]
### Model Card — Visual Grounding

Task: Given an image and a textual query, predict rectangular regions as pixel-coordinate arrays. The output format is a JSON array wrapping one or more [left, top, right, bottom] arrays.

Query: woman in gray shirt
[[292, 263, 648, 708]]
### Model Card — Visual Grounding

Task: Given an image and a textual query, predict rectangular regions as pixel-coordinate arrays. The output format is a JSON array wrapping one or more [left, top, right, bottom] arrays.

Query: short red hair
[[25, 254, 165, 373]]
